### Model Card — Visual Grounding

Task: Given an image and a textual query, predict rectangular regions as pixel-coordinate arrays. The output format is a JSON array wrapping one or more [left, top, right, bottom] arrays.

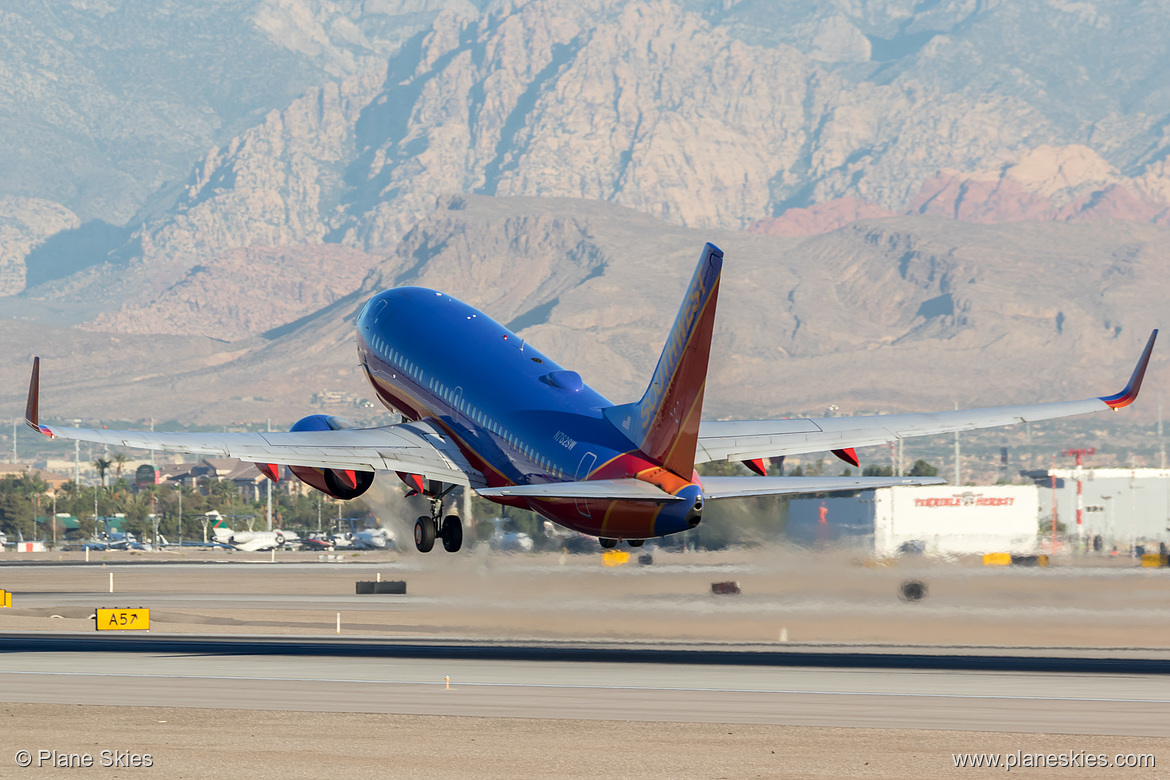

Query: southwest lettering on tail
[[606, 243, 723, 477], [20, 243, 1156, 552]]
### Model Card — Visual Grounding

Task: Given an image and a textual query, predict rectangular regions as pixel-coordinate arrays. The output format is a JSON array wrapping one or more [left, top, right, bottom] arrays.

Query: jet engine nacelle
[[287, 414, 375, 500]]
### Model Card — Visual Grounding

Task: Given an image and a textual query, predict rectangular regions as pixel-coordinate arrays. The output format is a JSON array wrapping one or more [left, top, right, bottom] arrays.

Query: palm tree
[[92, 457, 112, 487], [113, 452, 128, 482]]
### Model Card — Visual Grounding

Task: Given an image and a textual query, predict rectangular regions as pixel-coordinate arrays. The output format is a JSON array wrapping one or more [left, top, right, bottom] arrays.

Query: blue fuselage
[[356, 288, 699, 539]]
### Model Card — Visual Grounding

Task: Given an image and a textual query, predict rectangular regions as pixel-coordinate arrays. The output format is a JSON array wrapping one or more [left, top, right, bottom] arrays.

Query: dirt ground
[[0, 704, 1164, 779]]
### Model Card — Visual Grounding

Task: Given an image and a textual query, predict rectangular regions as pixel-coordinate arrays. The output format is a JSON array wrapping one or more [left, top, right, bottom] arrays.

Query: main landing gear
[[414, 489, 463, 553], [598, 537, 645, 549]]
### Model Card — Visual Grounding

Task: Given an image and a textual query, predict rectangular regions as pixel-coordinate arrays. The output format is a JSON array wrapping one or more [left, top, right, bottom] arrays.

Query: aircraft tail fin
[[604, 243, 723, 477]]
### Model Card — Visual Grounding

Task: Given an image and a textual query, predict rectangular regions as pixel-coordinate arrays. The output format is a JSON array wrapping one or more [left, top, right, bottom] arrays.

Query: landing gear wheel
[[599, 537, 617, 549], [414, 516, 436, 553], [441, 515, 463, 553], [627, 539, 644, 547]]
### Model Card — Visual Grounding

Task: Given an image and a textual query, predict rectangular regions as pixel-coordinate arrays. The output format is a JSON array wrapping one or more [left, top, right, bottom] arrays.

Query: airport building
[[1038, 468, 1170, 550], [787, 485, 1041, 556]]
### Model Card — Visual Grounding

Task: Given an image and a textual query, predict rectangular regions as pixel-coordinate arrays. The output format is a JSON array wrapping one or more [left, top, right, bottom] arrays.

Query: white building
[[788, 485, 1040, 556], [1044, 468, 1170, 550]]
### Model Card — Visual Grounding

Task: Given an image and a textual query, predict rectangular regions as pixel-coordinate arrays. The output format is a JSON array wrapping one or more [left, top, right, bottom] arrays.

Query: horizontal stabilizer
[[478, 475, 943, 502], [699, 475, 944, 500], [477, 479, 684, 502]]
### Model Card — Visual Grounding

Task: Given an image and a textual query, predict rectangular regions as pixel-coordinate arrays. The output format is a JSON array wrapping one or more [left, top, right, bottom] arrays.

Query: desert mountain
[[1, 0, 1169, 432], [16, 0, 1168, 335], [0, 0, 461, 225], [2, 196, 1165, 429]]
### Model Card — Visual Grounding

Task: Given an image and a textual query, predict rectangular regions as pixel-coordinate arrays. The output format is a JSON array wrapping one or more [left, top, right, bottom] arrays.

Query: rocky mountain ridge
[[2, 0, 1169, 401], [26, 0, 1170, 339], [2, 197, 1165, 430]]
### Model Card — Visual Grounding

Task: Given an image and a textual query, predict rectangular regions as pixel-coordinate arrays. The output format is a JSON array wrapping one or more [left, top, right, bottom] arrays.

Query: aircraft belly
[[524, 497, 663, 540]]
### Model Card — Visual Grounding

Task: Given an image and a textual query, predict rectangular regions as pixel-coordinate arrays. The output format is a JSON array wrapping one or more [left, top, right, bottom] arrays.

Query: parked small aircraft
[[209, 514, 298, 552]]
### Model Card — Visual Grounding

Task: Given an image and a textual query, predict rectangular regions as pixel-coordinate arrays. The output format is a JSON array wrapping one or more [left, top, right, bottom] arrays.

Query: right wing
[[696, 329, 1158, 465], [24, 358, 484, 488]]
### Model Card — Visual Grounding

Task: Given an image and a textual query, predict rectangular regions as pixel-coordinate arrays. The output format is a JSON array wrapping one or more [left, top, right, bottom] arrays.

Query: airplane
[[20, 243, 1157, 554], [330, 518, 397, 550], [208, 513, 298, 552]]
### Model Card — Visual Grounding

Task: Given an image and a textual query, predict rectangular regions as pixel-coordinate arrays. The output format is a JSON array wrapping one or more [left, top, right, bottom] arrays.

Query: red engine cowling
[[287, 415, 375, 500]]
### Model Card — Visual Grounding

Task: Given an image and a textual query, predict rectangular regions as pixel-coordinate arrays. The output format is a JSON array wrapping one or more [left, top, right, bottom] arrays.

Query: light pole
[[266, 418, 273, 532], [74, 419, 80, 486], [1103, 495, 1114, 551], [151, 492, 159, 550], [1063, 447, 1096, 544]]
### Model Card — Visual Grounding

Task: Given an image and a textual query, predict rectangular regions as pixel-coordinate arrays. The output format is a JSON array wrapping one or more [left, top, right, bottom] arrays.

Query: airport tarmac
[[1, 648, 1167, 779], [1, 549, 1166, 777], [2, 547, 1169, 647], [1, 646, 1168, 735]]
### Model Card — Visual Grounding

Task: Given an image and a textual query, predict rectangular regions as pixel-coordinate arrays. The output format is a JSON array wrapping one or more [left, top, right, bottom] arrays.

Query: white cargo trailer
[[787, 485, 1040, 556], [874, 486, 1039, 556]]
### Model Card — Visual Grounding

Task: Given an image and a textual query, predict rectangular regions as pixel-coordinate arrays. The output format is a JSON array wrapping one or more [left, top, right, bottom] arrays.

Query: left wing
[[23, 357, 485, 488], [697, 329, 1158, 465]]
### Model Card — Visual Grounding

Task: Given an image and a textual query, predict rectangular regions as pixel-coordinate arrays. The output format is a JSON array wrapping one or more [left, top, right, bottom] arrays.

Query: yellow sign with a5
[[94, 608, 150, 631]]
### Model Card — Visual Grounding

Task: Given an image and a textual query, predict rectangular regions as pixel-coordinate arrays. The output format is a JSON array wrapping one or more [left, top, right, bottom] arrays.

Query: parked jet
[[210, 515, 297, 552], [22, 244, 1157, 554], [331, 519, 396, 550]]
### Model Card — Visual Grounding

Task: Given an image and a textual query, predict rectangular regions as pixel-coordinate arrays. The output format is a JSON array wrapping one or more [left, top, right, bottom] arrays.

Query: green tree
[[121, 491, 152, 537], [0, 477, 35, 539], [863, 464, 893, 477], [908, 459, 939, 477]]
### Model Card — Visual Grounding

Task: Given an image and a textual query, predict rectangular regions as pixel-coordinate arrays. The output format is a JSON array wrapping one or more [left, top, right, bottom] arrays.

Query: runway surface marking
[[0, 668, 1165, 705]]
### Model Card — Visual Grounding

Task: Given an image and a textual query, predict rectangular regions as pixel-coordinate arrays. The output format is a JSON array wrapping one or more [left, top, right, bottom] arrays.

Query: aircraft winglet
[[1099, 329, 1158, 410], [24, 357, 52, 437]]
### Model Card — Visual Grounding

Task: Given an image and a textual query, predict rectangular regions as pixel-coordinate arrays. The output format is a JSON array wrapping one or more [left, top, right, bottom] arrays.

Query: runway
[[2, 558, 1168, 777], [1, 637, 1167, 735]]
